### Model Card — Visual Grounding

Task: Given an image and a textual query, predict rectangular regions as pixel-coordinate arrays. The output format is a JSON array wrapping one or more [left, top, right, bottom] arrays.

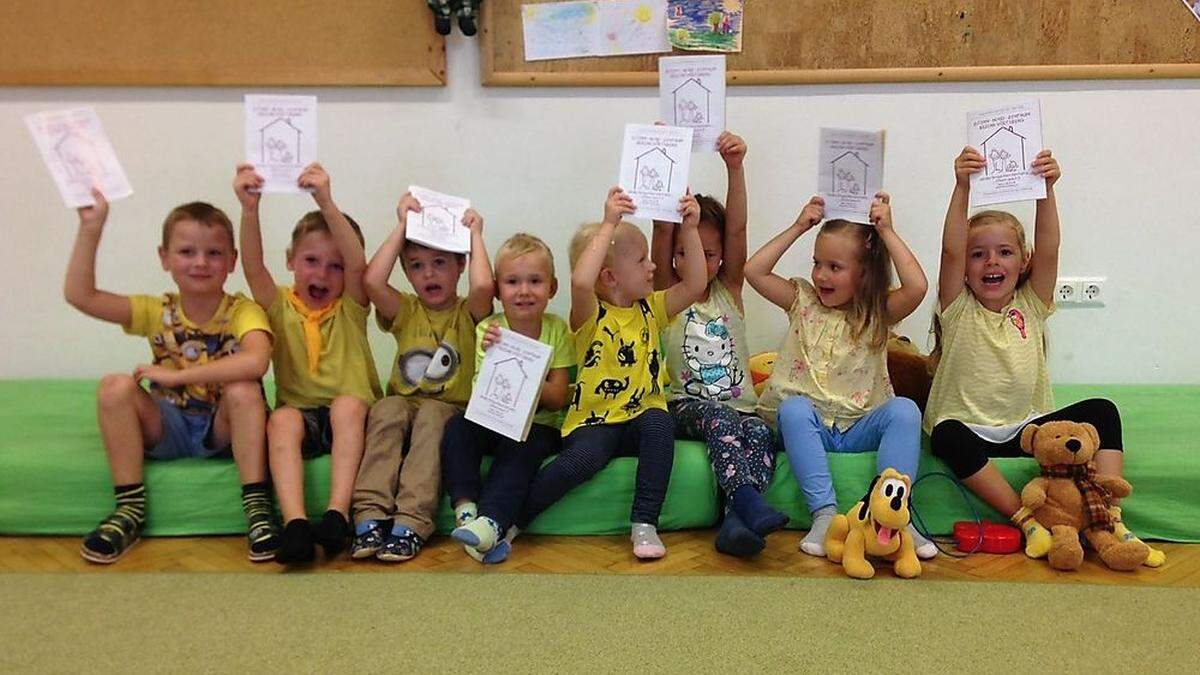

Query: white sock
[[907, 524, 937, 560], [800, 506, 838, 557]]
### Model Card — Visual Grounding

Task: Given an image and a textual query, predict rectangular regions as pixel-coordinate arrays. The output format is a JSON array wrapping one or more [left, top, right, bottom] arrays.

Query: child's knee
[[96, 373, 140, 409], [267, 407, 304, 442], [222, 381, 264, 408], [777, 397, 818, 429], [329, 395, 368, 427], [883, 397, 921, 428]]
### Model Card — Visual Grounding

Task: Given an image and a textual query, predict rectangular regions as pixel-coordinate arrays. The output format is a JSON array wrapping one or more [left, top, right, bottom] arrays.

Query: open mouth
[[981, 273, 1005, 287], [817, 286, 836, 297], [875, 524, 895, 547], [423, 283, 444, 296], [308, 284, 330, 302]]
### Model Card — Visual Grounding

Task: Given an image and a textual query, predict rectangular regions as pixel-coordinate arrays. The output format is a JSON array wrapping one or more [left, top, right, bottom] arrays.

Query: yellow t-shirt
[[380, 293, 476, 406], [756, 278, 894, 430], [561, 291, 671, 437], [474, 312, 576, 429], [124, 292, 272, 409], [923, 284, 1055, 433], [266, 286, 382, 409]]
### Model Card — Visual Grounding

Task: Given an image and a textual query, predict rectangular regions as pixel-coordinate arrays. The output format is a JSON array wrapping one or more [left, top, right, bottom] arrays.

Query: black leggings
[[930, 398, 1123, 479]]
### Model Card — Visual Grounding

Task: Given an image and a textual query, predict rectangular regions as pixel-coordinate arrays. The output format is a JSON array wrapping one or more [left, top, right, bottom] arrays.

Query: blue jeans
[[776, 396, 921, 515]]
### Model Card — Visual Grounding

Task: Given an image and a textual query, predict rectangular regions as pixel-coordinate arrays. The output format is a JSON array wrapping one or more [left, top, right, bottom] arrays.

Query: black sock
[[275, 518, 315, 565], [313, 510, 351, 557], [730, 485, 789, 537]]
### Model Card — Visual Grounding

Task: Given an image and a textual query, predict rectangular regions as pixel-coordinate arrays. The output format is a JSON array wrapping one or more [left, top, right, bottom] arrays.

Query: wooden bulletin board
[[0, 0, 446, 86], [482, 0, 1200, 86]]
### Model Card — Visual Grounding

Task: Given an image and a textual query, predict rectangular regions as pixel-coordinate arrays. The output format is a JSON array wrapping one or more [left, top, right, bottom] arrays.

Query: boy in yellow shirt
[[64, 190, 276, 564], [351, 191, 494, 562]]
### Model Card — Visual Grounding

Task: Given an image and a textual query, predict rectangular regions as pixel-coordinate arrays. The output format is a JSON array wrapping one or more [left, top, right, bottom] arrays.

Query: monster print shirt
[[664, 277, 756, 413], [378, 293, 476, 406]]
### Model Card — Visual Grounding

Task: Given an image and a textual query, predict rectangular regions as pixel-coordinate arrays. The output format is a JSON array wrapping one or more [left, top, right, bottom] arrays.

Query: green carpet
[[0, 572, 1197, 672]]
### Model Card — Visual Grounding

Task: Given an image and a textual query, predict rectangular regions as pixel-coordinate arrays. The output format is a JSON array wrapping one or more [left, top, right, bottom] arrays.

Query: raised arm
[[745, 196, 823, 311], [63, 189, 132, 326], [871, 192, 928, 324], [364, 194, 417, 325], [299, 163, 368, 307], [1027, 150, 1062, 307], [463, 208, 495, 322], [570, 188, 632, 330], [134, 329, 271, 388], [650, 220, 678, 290], [938, 147, 984, 310], [234, 163, 277, 307], [716, 132, 748, 295], [663, 194, 707, 317]]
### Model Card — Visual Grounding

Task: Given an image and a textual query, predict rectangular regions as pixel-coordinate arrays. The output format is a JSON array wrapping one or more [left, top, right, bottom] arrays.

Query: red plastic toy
[[953, 521, 1022, 554]]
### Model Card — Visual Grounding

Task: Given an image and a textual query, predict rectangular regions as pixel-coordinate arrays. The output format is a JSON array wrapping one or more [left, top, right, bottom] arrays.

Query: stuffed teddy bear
[[1019, 421, 1149, 571], [825, 468, 922, 580]]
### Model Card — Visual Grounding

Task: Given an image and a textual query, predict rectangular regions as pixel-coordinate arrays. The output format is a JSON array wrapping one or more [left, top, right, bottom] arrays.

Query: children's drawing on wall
[[1183, 0, 1200, 23], [25, 107, 133, 209], [521, 0, 669, 61], [668, 0, 743, 52], [618, 123, 693, 222], [244, 94, 317, 194]]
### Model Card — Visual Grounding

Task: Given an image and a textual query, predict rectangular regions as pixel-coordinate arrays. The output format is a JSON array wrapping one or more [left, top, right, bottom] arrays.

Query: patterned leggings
[[669, 399, 776, 496]]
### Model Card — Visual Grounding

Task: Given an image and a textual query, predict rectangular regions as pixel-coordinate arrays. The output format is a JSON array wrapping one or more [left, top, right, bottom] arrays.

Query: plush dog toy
[[1019, 421, 1149, 571], [825, 468, 922, 579]]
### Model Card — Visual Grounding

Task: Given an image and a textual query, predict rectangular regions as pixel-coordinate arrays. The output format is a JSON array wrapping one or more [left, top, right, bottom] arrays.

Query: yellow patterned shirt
[[379, 293, 476, 406]]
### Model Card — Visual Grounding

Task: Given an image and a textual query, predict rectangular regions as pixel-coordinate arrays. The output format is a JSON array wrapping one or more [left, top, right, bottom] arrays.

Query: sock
[[452, 516, 501, 552], [313, 509, 351, 556], [729, 485, 789, 537], [1110, 506, 1166, 567], [631, 523, 666, 559], [1011, 507, 1053, 558], [240, 482, 278, 559], [275, 518, 315, 564], [84, 483, 147, 556], [355, 519, 382, 536], [907, 524, 937, 560], [800, 505, 838, 557], [714, 508, 765, 558], [454, 501, 478, 529]]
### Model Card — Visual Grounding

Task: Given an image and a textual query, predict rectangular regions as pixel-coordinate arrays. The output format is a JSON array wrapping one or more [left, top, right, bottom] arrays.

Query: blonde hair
[[568, 221, 619, 269], [288, 210, 364, 257], [496, 233, 556, 279], [161, 202, 234, 251], [818, 219, 893, 350]]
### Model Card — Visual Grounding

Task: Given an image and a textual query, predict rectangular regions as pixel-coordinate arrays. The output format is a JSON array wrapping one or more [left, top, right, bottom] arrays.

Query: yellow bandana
[[286, 289, 340, 374]]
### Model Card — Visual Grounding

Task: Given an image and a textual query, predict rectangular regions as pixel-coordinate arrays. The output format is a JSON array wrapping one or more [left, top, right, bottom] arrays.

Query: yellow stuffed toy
[[825, 468, 922, 579]]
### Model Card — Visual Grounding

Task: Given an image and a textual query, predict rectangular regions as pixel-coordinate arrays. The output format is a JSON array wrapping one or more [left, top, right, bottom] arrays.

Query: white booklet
[[25, 107, 133, 209], [659, 55, 726, 152], [618, 123, 694, 222], [405, 185, 471, 254], [466, 328, 553, 442], [968, 101, 1046, 207], [244, 94, 317, 193], [817, 128, 885, 225]]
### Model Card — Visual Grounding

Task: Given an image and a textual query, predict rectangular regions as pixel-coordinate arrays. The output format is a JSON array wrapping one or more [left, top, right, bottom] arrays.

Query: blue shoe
[[350, 521, 386, 560], [376, 529, 424, 563]]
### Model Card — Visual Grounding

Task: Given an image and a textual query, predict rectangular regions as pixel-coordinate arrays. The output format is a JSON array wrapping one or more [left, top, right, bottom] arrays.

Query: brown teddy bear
[[1019, 421, 1149, 571]]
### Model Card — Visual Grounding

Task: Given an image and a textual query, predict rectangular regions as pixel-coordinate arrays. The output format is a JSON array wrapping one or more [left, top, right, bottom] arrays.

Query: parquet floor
[[3, 532, 1197, 587]]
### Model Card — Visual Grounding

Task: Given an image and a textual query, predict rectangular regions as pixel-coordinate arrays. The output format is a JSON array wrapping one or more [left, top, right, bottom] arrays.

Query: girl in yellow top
[[926, 147, 1162, 566], [236, 162, 382, 565], [748, 192, 935, 559]]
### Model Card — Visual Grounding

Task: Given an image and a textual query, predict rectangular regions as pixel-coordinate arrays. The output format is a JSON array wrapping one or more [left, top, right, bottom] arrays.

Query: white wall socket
[[1055, 276, 1107, 306], [1055, 278, 1078, 303]]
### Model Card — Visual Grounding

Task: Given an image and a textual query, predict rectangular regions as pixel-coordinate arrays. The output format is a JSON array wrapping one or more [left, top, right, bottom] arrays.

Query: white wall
[[2, 37, 1198, 383]]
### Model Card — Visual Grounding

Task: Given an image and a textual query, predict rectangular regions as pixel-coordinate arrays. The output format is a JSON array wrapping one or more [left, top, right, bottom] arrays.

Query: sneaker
[[350, 521, 386, 560], [246, 518, 280, 562], [376, 530, 424, 563], [80, 511, 143, 564]]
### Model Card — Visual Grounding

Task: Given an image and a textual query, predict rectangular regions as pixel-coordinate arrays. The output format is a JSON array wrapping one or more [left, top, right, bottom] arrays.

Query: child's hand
[[77, 188, 109, 232], [954, 146, 986, 188], [794, 196, 824, 232], [133, 363, 183, 389], [298, 163, 333, 206], [480, 322, 502, 351], [233, 164, 264, 209], [396, 192, 421, 228], [603, 187, 636, 225], [462, 208, 484, 234], [1031, 149, 1061, 188], [717, 131, 746, 169], [678, 192, 700, 229], [869, 192, 893, 231]]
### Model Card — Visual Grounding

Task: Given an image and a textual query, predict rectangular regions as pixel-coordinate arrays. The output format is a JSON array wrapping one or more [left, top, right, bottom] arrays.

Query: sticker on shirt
[[150, 298, 237, 408], [1007, 308, 1028, 339], [397, 341, 461, 394], [678, 310, 744, 401]]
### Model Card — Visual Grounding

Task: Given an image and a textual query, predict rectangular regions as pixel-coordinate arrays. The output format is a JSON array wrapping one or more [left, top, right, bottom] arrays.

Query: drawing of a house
[[54, 131, 97, 181], [634, 147, 675, 194], [485, 357, 529, 408], [981, 126, 1026, 175], [422, 206, 455, 237], [830, 151, 868, 196], [672, 78, 711, 126], [260, 117, 302, 166]]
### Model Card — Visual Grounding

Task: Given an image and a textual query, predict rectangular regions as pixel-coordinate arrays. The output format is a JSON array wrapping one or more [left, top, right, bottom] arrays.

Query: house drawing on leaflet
[[420, 205, 456, 239], [634, 147, 676, 194], [672, 78, 711, 126], [260, 117, 302, 166], [484, 357, 529, 410], [830, 151, 868, 196], [981, 126, 1026, 176], [54, 131, 97, 181]]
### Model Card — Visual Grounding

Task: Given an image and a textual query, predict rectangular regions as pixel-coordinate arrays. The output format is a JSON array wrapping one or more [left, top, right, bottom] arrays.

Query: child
[[350, 191, 494, 562], [64, 190, 277, 563], [748, 192, 936, 559], [512, 187, 707, 560], [925, 147, 1163, 566], [651, 132, 786, 557], [440, 234, 574, 563], [234, 162, 383, 564]]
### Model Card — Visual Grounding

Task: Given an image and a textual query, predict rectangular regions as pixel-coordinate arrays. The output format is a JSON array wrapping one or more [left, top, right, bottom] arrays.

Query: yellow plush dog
[[825, 468, 922, 579]]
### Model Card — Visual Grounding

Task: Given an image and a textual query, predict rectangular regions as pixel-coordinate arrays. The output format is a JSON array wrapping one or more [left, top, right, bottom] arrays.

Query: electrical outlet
[[1078, 277, 1106, 305], [1055, 277, 1079, 304]]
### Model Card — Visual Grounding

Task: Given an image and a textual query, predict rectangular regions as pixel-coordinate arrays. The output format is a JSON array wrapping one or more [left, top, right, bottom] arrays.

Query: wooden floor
[[3, 532, 1198, 587]]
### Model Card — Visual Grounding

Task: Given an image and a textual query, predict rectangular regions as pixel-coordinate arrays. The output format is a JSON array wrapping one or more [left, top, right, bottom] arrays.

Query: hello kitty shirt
[[665, 277, 756, 413]]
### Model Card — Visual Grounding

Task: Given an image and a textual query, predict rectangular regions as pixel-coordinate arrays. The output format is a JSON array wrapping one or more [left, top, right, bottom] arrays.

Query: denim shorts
[[146, 398, 230, 460]]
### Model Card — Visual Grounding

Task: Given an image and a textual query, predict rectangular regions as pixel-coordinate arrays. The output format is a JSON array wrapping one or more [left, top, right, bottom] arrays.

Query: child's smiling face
[[965, 223, 1028, 311], [811, 230, 863, 309], [158, 219, 236, 297], [496, 251, 556, 323], [403, 242, 465, 311], [288, 230, 345, 310]]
